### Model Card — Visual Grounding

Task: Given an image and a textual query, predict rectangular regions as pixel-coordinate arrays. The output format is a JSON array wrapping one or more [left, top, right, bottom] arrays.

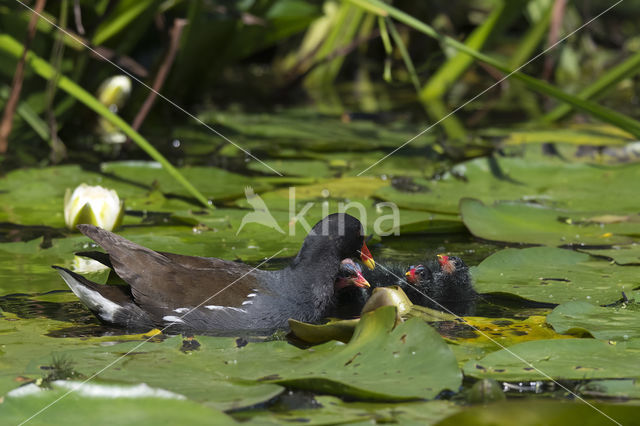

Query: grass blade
[[542, 49, 640, 123], [346, 0, 640, 138]]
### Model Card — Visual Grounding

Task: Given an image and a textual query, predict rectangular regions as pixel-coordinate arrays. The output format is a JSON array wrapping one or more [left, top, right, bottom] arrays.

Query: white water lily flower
[[64, 184, 124, 231], [97, 75, 132, 111]]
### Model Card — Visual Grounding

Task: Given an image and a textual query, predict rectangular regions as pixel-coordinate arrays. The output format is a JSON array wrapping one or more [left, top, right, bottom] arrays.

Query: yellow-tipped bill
[[360, 241, 375, 270]]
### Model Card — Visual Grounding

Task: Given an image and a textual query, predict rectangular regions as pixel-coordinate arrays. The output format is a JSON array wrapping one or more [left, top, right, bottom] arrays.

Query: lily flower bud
[[64, 184, 124, 231]]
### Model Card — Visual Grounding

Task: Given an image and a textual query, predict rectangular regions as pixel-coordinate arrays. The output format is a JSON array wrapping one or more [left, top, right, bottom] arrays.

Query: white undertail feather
[[57, 269, 121, 322]]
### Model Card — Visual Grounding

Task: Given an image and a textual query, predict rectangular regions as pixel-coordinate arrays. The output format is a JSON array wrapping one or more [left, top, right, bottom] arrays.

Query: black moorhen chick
[[52, 213, 374, 334], [405, 254, 477, 315]]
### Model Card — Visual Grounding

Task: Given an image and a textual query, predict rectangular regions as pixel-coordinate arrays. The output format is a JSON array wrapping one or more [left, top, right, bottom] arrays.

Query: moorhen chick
[[331, 259, 408, 318], [405, 254, 477, 315], [53, 213, 375, 334]]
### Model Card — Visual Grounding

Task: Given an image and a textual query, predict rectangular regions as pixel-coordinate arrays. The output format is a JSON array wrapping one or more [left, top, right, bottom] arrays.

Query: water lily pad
[[471, 247, 638, 305], [546, 301, 640, 341], [233, 177, 461, 235], [247, 159, 332, 177], [460, 199, 635, 246], [437, 399, 639, 426], [0, 165, 195, 227], [579, 245, 640, 265], [441, 315, 572, 367], [375, 155, 640, 215], [101, 161, 271, 203], [236, 395, 460, 424], [289, 318, 359, 345], [198, 109, 436, 153], [578, 379, 640, 399], [463, 338, 640, 381], [52, 307, 461, 401], [0, 383, 231, 425]]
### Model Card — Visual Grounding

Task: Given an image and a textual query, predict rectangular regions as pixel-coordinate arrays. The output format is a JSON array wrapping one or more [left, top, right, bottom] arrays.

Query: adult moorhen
[[53, 213, 374, 334]]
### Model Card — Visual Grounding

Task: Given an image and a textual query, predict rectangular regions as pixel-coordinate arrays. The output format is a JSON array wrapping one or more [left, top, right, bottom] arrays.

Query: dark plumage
[[405, 255, 477, 315], [53, 213, 374, 334], [330, 259, 407, 318], [331, 254, 477, 317]]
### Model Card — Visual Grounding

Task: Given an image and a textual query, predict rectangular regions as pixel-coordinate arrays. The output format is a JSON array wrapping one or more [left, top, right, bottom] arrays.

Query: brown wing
[[77, 225, 261, 314]]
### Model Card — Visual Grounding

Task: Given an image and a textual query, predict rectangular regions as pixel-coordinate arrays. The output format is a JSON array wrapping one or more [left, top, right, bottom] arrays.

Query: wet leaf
[[463, 338, 640, 381], [460, 199, 635, 246], [376, 155, 640, 216], [51, 307, 462, 401], [288, 318, 359, 344], [0, 383, 231, 424], [101, 161, 271, 203], [472, 247, 638, 305], [579, 245, 640, 265], [236, 395, 460, 424], [577, 379, 640, 399], [546, 301, 640, 341]]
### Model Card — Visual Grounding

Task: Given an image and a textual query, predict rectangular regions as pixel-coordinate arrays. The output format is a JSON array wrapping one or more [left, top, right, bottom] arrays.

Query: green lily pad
[[49, 307, 462, 401], [460, 198, 635, 246], [0, 165, 197, 227], [579, 245, 640, 265], [233, 177, 463, 235], [577, 379, 640, 399], [101, 161, 271, 202], [463, 338, 640, 381], [471, 247, 638, 305], [198, 109, 436, 153], [236, 395, 460, 424], [376, 155, 640, 215], [289, 318, 359, 345], [437, 399, 639, 426], [546, 301, 640, 341], [0, 383, 232, 425], [247, 159, 332, 177], [0, 236, 100, 294]]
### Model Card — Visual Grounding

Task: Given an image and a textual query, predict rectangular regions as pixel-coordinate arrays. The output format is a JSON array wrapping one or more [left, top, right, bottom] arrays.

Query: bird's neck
[[277, 242, 341, 319]]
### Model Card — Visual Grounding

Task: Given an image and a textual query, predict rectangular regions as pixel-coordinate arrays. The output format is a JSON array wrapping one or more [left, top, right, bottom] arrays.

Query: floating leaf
[[101, 161, 271, 203], [288, 318, 359, 345], [460, 199, 635, 246], [0, 383, 231, 424], [579, 245, 640, 265], [236, 395, 460, 424], [577, 379, 640, 399], [546, 301, 640, 341], [52, 307, 462, 401], [463, 338, 640, 381], [376, 155, 640, 216], [471, 247, 638, 305]]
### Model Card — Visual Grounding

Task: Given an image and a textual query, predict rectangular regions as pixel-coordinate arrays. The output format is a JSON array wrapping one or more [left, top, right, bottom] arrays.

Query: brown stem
[[73, 0, 85, 35], [542, 0, 567, 81], [130, 18, 187, 134], [0, 0, 47, 153]]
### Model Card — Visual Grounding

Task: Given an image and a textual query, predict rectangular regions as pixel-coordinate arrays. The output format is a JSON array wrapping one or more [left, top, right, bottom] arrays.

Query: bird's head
[[335, 259, 370, 289]]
